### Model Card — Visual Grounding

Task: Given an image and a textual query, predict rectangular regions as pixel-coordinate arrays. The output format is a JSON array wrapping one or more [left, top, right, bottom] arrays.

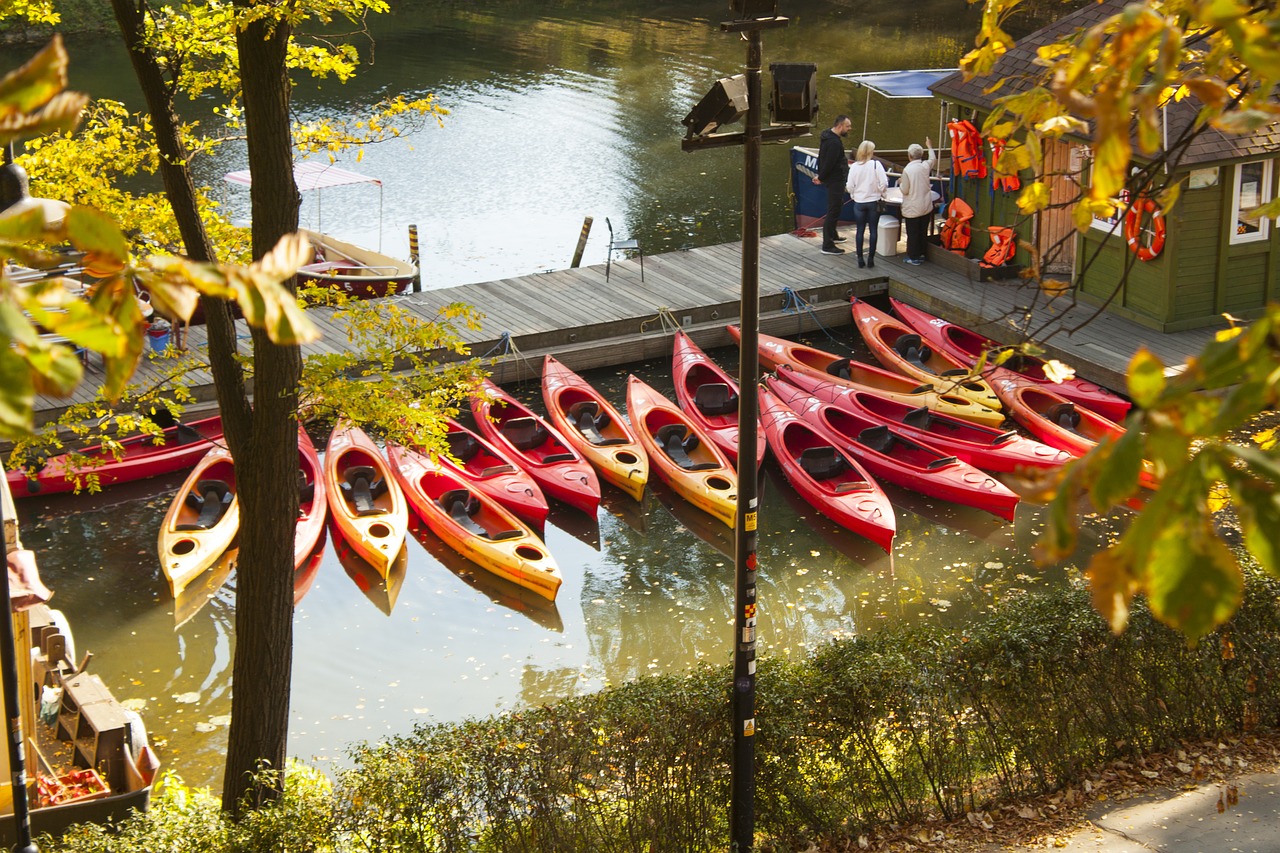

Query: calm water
[[18, 2, 1124, 790]]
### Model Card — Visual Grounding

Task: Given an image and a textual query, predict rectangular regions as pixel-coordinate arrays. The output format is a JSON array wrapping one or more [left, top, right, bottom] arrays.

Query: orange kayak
[[541, 355, 648, 501], [626, 376, 738, 527], [850, 297, 1003, 414]]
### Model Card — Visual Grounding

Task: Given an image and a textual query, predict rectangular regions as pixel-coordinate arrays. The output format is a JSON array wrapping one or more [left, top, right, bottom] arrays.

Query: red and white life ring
[[1124, 196, 1166, 261]]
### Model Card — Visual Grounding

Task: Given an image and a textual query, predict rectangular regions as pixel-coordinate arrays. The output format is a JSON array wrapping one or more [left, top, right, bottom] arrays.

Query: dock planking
[[30, 230, 1217, 426]]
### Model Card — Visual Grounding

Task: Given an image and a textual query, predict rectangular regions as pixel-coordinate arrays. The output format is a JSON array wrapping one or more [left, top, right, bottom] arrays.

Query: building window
[[1231, 160, 1272, 244], [1089, 187, 1132, 234]]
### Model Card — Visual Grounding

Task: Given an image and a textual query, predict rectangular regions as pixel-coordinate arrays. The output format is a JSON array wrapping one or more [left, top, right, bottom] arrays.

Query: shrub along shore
[[52, 572, 1280, 851]]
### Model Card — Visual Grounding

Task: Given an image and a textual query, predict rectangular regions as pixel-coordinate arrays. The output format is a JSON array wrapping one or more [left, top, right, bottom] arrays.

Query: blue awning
[[830, 69, 958, 99]]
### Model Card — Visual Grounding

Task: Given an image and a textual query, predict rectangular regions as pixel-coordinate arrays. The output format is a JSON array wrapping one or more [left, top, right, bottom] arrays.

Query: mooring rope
[[639, 306, 683, 336], [779, 287, 844, 347]]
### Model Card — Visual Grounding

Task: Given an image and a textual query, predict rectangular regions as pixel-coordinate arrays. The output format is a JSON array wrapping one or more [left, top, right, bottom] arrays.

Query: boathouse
[[930, 0, 1280, 332]]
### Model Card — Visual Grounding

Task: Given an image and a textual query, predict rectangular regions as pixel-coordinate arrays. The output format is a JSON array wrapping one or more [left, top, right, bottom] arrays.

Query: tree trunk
[[222, 6, 302, 815], [110, 0, 302, 815], [109, 0, 251, 431]]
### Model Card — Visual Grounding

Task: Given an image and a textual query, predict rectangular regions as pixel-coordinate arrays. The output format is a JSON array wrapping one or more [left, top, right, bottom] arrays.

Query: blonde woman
[[845, 140, 888, 268]]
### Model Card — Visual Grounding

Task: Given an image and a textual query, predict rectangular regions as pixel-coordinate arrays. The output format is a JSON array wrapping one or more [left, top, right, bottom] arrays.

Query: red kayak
[[765, 376, 1021, 521], [726, 325, 1005, 427], [671, 330, 767, 470], [7, 415, 224, 497], [294, 425, 328, 603], [889, 297, 1132, 422], [758, 383, 896, 552], [850, 298, 1004, 414], [470, 379, 601, 514], [774, 365, 1072, 473], [541, 355, 649, 501], [435, 419, 549, 527]]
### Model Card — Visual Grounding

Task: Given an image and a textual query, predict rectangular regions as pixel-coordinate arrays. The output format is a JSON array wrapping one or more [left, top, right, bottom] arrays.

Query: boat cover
[[223, 161, 382, 191], [830, 69, 958, 99]]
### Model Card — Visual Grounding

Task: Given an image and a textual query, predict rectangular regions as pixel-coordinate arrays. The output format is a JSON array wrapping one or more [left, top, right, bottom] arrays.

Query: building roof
[[930, 0, 1280, 167]]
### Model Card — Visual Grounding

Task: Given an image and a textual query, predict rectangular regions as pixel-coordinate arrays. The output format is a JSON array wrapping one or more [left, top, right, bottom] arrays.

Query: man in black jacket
[[813, 115, 852, 254]]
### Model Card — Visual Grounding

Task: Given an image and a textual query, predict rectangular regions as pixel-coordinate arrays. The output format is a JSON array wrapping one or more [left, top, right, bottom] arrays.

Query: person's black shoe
[[867, 258, 875, 268], [832, 235, 848, 244], [821, 246, 845, 255], [856, 253, 865, 268]]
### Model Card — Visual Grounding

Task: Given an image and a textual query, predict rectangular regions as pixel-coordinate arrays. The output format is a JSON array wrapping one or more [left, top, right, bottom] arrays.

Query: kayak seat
[[901, 407, 933, 428], [541, 452, 576, 463], [798, 446, 848, 480], [893, 334, 932, 368], [857, 425, 897, 455], [991, 430, 1018, 446], [342, 465, 388, 516], [177, 479, 232, 531], [827, 361, 851, 380], [439, 489, 487, 537], [1046, 402, 1081, 432], [910, 383, 935, 394], [479, 464, 517, 477], [298, 468, 315, 505], [927, 455, 959, 469], [501, 416, 549, 451], [175, 423, 203, 445], [446, 430, 481, 463], [489, 529, 524, 542], [694, 382, 738, 416], [569, 401, 628, 446], [655, 423, 719, 471]]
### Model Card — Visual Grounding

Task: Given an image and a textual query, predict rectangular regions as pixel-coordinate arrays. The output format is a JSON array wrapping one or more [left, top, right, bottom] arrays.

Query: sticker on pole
[[743, 718, 756, 736], [745, 511, 757, 531]]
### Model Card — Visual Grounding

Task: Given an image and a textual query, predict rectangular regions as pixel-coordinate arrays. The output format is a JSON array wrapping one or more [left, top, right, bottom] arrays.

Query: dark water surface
[[21, 2, 1126, 790]]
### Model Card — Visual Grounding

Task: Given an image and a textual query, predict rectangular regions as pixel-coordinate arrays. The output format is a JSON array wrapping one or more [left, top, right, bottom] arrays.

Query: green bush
[[48, 575, 1280, 852]]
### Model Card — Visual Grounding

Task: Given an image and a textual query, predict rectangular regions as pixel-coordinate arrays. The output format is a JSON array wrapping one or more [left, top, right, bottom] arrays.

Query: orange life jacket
[[988, 138, 1021, 192], [947, 120, 987, 180], [940, 197, 974, 254], [980, 226, 1016, 267]]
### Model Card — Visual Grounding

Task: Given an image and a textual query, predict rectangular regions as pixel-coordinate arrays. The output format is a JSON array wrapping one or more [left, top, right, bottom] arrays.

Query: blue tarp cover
[[830, 69, 958, 99]]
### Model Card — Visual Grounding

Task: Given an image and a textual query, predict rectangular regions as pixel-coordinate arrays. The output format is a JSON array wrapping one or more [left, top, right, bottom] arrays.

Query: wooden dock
[[33, 230, 1218, 426]]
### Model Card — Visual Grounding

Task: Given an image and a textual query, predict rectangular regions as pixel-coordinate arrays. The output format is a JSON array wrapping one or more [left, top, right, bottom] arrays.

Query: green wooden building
[[930, 0, 1280, 332]]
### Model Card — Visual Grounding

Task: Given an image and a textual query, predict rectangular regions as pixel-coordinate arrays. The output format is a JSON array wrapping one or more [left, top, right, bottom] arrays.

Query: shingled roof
[[930, 0, 1280, 167]]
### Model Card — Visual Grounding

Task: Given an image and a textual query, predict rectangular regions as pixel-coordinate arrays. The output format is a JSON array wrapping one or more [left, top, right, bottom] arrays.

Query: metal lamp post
[[681, 4, 816, 848]]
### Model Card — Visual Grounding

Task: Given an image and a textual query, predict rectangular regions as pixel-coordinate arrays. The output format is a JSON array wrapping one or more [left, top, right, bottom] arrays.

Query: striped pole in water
[[570, 216, 593, 268], [408, 224, 421, 292]]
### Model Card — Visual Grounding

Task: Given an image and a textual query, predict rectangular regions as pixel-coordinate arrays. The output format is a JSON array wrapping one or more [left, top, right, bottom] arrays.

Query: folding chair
[[605, 217, 644, 282]]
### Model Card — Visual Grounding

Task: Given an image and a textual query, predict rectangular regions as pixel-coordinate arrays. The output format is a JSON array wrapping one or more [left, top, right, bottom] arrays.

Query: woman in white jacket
[[845, 140, 888, 268]]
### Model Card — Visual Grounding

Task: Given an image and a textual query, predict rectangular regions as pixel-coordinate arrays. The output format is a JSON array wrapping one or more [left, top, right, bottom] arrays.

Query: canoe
[[8, 416, 224, 498], [626, 375, 738, 527], [850, 298, 1003, 414], [323, 420, 410, 578], [671, 330, 767, 470], [541, 355, 649, 501], [294, 426, 327, 603], [437, 419, 549, 527], [727, 325, 1005, 427], [157, 444, 239, 597], [297, 228, 416, 299], [889, 297, 1133, 422], [470, 378, 601, 514], [757, 383, 896, 552], [388, 443, 563, 601], [766, 376, 1021, 521], [774, 365, 1072, 473]]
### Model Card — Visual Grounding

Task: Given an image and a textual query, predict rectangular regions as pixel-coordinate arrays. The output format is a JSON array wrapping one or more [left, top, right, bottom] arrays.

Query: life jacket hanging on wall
[[940, 198, 975, 254], [980, 226, 1016, 268], [988, 138, 1021, 192], [947, 120, 987, 180]]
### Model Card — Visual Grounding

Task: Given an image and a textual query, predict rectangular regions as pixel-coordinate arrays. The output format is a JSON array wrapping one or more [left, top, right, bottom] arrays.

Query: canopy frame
[[222, 161, 385, 250], [832, 68, 958, 176]]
